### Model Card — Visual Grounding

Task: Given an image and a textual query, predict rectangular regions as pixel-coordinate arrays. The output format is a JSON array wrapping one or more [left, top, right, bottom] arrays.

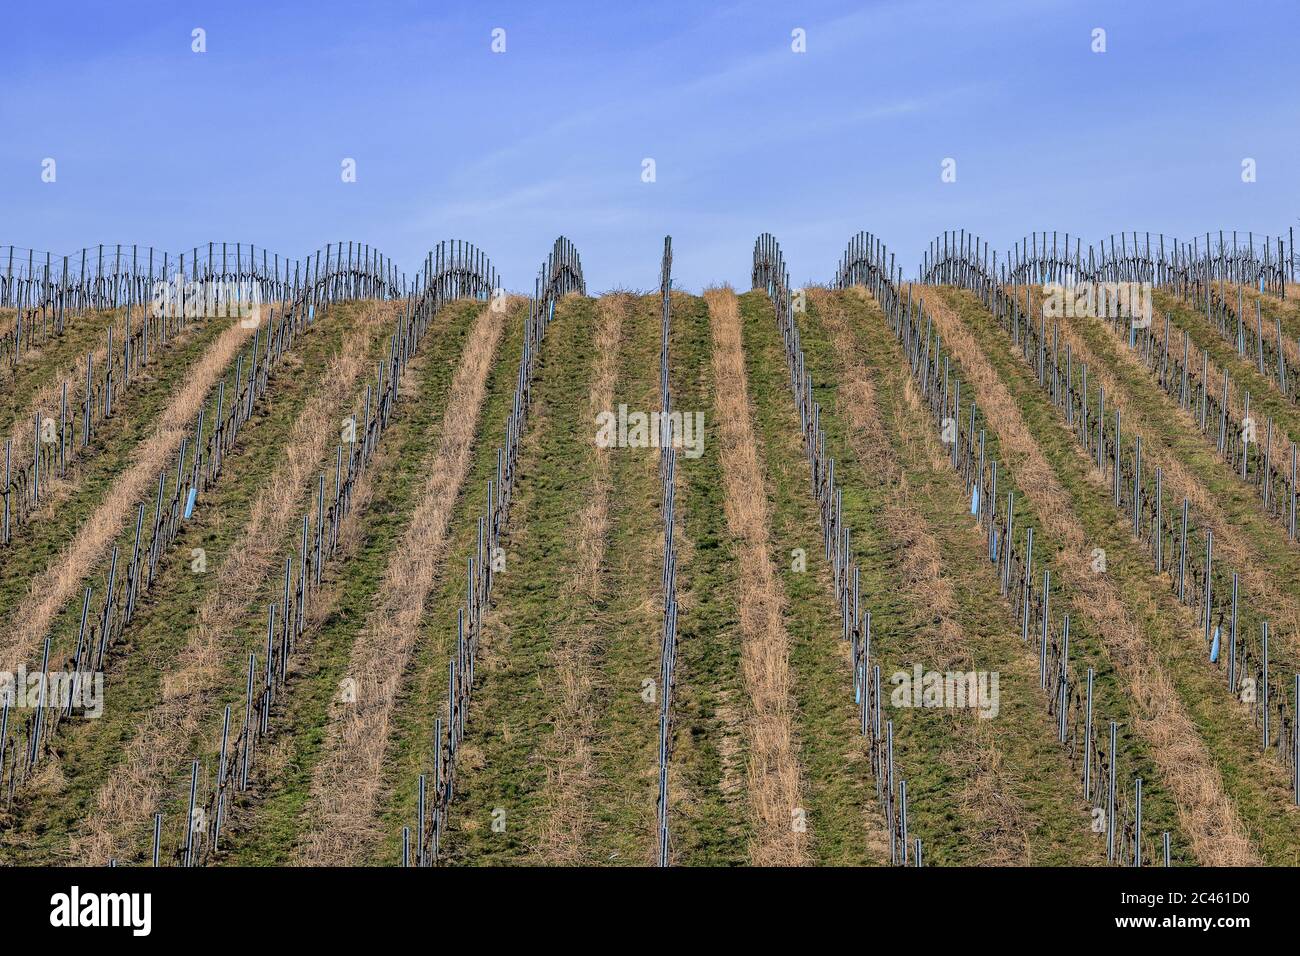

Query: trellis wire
[[406, 237, 585, 867], [923, 230, 1300, 803], [1194, 283, 1299, 409], [3, 300, 199, 544], [0, 241, 406, 380], [995, 229, 1292, 299], [984, 234, 1300, 542], [1097, 299, 1300, 543], [753, 233, 917, 865], [838, 230, 1168, 865], [656, 237, 679, 866], [2, 241, 410, 546], [166, 242, 497, 866], [0, 241, 474, 817]]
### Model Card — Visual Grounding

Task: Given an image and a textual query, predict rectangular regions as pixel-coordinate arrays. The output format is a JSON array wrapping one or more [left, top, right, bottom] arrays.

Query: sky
[[1, 0, 1297, 292]]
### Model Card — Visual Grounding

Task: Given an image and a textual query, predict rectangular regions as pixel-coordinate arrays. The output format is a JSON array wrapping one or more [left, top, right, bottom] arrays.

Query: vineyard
[[1, 228, 1299, 868]]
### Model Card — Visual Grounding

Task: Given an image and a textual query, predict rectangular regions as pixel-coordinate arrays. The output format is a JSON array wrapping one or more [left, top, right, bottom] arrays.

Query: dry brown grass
[[72, 302, 397, 865], [1212, 283, 1300, 369], [1, 315, 210, 528], [5, 355, 98, 458], [293, 301, 509, 865], [1, 310, 130, 453], [0, 318, 259, 675], [822, 292, 962, 628], [820, 288, 1030, 864], [1016, 284, 1245, 412], [0, 307, 117, 376], [1054, 307, 1300, 655], [532, 294, 628, 864], [705, 287, 808, 867], [909, 285, 1260, 866], [214, 321, 435, 849]]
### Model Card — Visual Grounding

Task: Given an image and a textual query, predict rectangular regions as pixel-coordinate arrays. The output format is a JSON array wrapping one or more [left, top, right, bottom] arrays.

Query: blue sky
[[1, 0, 1296, 291]]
